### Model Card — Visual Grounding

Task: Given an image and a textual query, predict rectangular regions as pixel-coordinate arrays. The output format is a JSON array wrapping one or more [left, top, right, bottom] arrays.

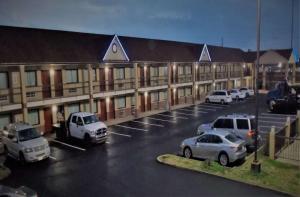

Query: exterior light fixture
[[144, 92, 148, 97], [278, 62, 282, 68], [195, 64, 199, 70], [173, 88, 176, 93], [52, 105, 57, 113], [243, 64, 246, 69], [195, 85, 198, 89], [144, 66, 147, 71], [106, 97, 110, 104], [213, 64, 216, 69], [50, 68, 55, 76], [105, 66, 109, 73], [213, 82, 216, 87], [173, 64, 176, 70]]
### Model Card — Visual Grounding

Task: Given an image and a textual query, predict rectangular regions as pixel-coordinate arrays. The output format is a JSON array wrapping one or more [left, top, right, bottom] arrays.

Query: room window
[[151, 92, 159, 102], [178, 88, 185, 97], [116, 97, 126, 109], [28, 109, 39, 125], [66, 70, 78, 83], [115, 68, 125, 80], [83, 69, 88, 82], [160, 91, 167, 100], [185, 88, 192, 96], [68, 103, 80, 114], [0, 72, 8, 89], [178, 66, 184, 75], [26, 71, 37, 86], [93, 69, 97, 81], [131, 96, 136, 106], [185, 66, 192, 75], [151, 67, 159, 77], [0, 114, 11, 129], [161, 67, 168, 76]]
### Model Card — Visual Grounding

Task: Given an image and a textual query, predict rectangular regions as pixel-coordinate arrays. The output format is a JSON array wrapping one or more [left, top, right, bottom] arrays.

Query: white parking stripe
[[258, 120, 285, 124], [195, 107, 216, 111], [172, 111, 195, 116], [197, 104, 223, 109], [260, 113, 296, 117], [49, 156, 57, 160], [114, 124, 148, 132], [177, 108, 208, 113], [201, 103, 228, 108], [155, 113, 188, 119], [52, 140, 86, 151], [132, 120, 164, 127], [147, 117, 177, 123], [108, 131, 132, 138]]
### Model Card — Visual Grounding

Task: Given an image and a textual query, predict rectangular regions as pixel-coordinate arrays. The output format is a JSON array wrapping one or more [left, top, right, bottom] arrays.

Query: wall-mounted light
[[144, 66, 147, 71], [173, 88, 176, 93], [52, 105, 57, 113], [144, 92, 148, 97], [106, 97, 110, 104], [105, 66, 109, 73], [195, 85, 198, 89], [213, 64, 216, 69], [278, 62, 282, 68], [195, 64, 199, 70], [213, 82, 216, 87], [173, 64, 176, 70], [50, 68, 55, 76], [243, 64, 246, 69]]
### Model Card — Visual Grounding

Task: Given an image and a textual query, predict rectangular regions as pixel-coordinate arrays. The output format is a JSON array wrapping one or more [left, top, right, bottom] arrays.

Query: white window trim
[[199, 44, 212, 62]]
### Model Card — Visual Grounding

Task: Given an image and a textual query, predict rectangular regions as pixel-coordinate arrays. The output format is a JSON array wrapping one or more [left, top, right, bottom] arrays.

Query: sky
[[0, 0, 299, 57]]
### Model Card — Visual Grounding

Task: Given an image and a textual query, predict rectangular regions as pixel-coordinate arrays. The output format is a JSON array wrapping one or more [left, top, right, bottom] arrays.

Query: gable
[[103, 35, 129, 62], [199, 44, 211, 62], [259, 51, 289, 64]]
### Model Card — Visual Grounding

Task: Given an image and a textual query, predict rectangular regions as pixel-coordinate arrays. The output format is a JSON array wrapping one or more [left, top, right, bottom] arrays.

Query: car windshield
[[18, 128, 41, 142], [225, 134, 239, 142], [83, 115, 99, 124]]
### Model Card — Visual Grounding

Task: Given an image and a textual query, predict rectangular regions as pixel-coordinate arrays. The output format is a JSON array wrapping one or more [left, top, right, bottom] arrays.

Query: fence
[[267, 112, 300, 163]]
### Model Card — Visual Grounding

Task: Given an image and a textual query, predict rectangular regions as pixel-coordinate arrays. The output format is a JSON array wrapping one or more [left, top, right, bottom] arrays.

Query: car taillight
[[247, 130, 255, 137]]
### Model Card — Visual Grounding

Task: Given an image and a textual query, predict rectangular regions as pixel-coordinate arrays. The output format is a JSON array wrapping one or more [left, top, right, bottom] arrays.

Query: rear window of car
[[225, 134, 239, 142]]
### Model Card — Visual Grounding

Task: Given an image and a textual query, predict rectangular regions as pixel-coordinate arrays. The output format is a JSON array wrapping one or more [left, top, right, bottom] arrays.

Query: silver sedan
[[180, 130, 247, 166]]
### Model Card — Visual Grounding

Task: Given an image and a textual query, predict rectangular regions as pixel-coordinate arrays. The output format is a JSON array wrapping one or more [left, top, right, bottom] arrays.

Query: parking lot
[[1, 95, 290, 197]]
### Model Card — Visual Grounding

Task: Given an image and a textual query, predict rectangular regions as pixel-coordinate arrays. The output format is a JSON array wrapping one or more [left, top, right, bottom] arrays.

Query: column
[[240, 63, 244, 87], [106, 97, 110, 120], [192, 63, 196, 104], [227, 64, 231, 89], [134, 63, 139, 117], [212, 63, 216, 90], [19, 65, 28, 122], [88, 64, 94, 113], [50, 68, 55, 98], [167, 63, 172, 110]]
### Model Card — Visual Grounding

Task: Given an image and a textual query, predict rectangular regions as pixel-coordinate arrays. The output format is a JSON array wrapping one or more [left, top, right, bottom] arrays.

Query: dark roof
[[206, 45, 245, 62], [274, 49, 293, 60], [0, 25, 113, 64], [244, 49, 292, 63], [119, 36, 203, 62], [244, 51, 266, 63]]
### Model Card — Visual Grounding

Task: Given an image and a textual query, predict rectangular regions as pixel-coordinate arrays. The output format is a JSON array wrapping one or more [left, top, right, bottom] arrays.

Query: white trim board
[[103, 35, 130, 62], [199, 44, 211, 62]]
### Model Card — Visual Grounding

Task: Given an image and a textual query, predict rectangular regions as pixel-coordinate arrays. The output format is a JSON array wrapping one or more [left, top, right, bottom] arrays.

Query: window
[[198, 135, 209, 143], [66, 70, 78, 83], [68, 104, 80, 114], [211, 135, 223, 144], [225, 134, 239, 142], [0, 72, 8, 89], [185, 66, 192, 75], [26, 71, 36, 86], [82, 102, 89, 112], [151, 92, 159, 102], [83, 69, 89, 82], [0, 114, 11, 129], [77, 117, 83, 126], [93, 69, 97, 81], [116, 97, 126, 109], [214, 119, 234, 129], [236, 119, 249, 130], [151, 67, 159, 77], [93, 101, 98, 113], [185, 88, 192, 96], [178, 88, 185, 97], [115, 68, 125, 80], [161, 67, 168, 76], [28, 109, 39, 125], [160, 91, 167, 100], [178, 66, 184, 75], [71, 116, 77, 123], [131, 96, 136, 106]]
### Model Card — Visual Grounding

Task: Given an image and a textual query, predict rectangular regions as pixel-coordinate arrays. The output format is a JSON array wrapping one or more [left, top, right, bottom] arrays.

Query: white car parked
[[239, 87, 254, 97], [66, 112, 108, 144], [230, 89, 246, 100], [205, 90, 232, 105], [2, 122, 50, 163]]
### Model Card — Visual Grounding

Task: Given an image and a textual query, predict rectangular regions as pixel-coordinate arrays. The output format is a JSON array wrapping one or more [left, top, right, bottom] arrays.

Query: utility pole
[[251, 0, 261, 173]]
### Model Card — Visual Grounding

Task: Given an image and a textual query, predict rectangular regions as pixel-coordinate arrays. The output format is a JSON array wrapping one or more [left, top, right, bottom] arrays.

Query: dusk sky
[[0, 0, 299, 55]]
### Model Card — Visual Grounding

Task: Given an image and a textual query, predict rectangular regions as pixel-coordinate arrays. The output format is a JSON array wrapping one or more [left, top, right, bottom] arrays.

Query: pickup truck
[[66, 112, 108, 144]]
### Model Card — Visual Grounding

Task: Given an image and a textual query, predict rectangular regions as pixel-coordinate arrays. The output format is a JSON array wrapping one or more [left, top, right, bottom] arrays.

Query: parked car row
[[1, 112, 108, 164], [180, 113, 261, 166], [205, 87, 254, 105]]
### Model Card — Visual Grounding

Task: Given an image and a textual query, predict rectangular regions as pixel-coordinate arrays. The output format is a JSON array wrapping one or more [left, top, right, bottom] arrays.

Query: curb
[[156, 154, 297, 197]]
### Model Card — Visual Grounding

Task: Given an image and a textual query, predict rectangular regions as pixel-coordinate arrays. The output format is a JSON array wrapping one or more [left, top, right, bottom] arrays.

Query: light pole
[[251, 0, 261, 173]]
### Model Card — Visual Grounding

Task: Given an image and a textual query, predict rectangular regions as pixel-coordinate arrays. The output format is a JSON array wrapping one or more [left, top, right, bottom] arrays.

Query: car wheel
[[19, 152, 26, 164], [84, 133, 91, 145], [183, 147, 192, 159], [218, 152, 229, 166], [220, 100, 225, 105], [205, 98, 210, 103]]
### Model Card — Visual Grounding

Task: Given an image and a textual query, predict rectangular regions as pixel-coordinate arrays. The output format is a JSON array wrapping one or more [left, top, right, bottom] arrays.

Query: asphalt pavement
[[1, 95, 292, 197]]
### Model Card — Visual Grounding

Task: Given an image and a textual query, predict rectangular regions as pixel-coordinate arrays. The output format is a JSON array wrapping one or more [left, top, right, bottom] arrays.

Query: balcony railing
[[94, 79, 135, 92], [139, 76, 168, 88], [0, 87, 22, 106], [198, 73, 213, 81], [177, 75, 192, 83], [243, 69, 251, 77], [230, 71, 241, 78], [215, 72, 228, 79]]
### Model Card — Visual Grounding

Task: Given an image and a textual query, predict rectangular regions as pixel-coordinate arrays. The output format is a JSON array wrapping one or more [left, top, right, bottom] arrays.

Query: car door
[[208, 135, 223, 160], [69, 115, 79, 138], [194, 134, 210, 158], [235, 118, 250, 140], [76, 117, 85, 139], [209, 92, 216, 102]]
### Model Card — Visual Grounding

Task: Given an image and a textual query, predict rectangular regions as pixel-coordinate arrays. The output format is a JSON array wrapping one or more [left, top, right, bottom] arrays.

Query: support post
[[134, 63, 139, 117], [88, 64, 94, 113], [269, 126, 276, 160], [192, 63, 196, 104], [19, 65, 28, 122]]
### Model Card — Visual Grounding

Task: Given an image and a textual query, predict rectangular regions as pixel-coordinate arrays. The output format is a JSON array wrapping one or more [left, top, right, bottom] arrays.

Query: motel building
[[0, 25, 296, 134]]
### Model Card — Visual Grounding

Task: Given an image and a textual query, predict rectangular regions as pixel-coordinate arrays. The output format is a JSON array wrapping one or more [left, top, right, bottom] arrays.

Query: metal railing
[[198, 73, 213, 81], [276, 136, 300, 161], [229, 71, 241, 78], [177, 75, 192, 83], [139, 76, 168, 88], [215, 72, 227, 79], [0, 87, 22, 106]]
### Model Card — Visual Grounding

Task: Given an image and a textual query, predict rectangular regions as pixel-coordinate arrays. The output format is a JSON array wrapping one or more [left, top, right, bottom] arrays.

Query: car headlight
[[24, 148, 33, 153]]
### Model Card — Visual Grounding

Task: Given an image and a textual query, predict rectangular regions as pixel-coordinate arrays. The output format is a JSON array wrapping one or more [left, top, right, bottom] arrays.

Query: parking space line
[[52, 140, 86, 151], [114, 124, 148, 132], [155, 113, 188, 119], [147, 117, 177, 123], [259, 116, 290, 120], [49, 156, 57, 160], [197, 104, 223, 109], [108, 131, 132, 138], [195, 107, 216, 111], [258, 120, 285, 124], [171, 111, 195, 116], [260, 113, 296, 117], [201, 103, 229, 107], [177, 108, 208, 113], [132, 120, 164, 127]]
